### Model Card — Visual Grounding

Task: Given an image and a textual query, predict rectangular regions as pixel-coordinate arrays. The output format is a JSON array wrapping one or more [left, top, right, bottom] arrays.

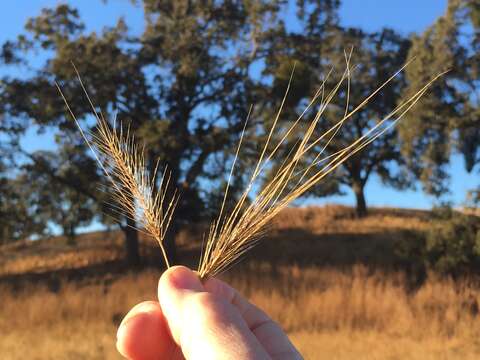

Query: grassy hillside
[[2, 205, 480, 359]]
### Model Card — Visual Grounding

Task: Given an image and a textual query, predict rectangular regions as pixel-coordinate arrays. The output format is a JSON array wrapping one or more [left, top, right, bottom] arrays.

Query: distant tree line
[[0, 0, 478, 265]]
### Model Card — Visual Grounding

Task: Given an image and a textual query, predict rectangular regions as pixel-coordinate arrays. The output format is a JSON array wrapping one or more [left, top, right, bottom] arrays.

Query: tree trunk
[[123, 217, 140, 267], [353, 182, 367, 218], [65, 223, 76, 246]]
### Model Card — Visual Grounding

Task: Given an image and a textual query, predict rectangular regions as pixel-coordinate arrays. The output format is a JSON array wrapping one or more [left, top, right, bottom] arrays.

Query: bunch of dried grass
[[57, 68, 177, 268], [197, 59, 444, 279], [58, 58, 444, 279]]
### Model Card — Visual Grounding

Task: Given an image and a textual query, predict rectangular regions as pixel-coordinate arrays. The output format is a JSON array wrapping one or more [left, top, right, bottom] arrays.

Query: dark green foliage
[[393, 230, 428, 289], [262, 9, 413, 216], [0, 176, 46, 244], [20, 148, 100, 244], [400, 0, 480, 197], [0, 1, 284, 264], [1, 0, 478, 269], [395, 208, 480, 280], [425, 213, 480, 276]]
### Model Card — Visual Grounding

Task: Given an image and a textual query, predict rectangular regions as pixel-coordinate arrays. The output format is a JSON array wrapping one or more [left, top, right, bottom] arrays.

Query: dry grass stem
[[56, 68, 177, 268], [56, 58, 443, 277], [198, 59, 446, 279]]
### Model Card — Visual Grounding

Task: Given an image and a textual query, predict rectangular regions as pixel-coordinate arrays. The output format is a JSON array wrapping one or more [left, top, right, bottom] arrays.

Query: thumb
[[158, 266, 269, 360]]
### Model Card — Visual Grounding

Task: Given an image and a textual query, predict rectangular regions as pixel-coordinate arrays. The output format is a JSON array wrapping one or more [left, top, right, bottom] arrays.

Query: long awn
[[57, 68, 177, 268], [197, 59, 445, 279], [57, 59, 444, 279]]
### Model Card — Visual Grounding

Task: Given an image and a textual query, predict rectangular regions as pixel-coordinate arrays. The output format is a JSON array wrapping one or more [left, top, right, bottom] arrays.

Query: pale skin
[[116, 266, 303, 360]]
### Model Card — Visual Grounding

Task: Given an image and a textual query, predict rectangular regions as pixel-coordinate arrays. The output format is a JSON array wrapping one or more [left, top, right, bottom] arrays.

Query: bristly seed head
[[197, 54, 445, 280], [58, 57, 444, 278], [56, 65, 177, 269]]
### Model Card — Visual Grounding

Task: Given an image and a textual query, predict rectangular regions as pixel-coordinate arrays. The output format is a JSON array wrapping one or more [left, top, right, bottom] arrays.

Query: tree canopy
[[0, 0, 475, 263], [400, 0, 480, 201]]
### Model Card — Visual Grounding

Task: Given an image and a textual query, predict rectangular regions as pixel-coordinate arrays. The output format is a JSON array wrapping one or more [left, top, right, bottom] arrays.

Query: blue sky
[[2, 0, 477, 211]]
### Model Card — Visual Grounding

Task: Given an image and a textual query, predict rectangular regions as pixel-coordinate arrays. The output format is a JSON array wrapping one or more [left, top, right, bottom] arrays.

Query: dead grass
[[271, 204, 430, 234], [2, 264, 480, 359], [291, 330, 480, 360], [0, 205, 429, 276], [2, 205, 480, 359]]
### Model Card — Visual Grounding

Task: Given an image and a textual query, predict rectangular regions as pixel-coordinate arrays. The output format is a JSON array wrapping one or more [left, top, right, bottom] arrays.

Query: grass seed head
[[57, 66, 177, 268], [59, 58, 444, 278], [197, 56, 446, 280]]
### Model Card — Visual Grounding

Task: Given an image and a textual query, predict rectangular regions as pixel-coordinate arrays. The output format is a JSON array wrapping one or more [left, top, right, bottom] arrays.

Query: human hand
[[116, 266, 302, 359]]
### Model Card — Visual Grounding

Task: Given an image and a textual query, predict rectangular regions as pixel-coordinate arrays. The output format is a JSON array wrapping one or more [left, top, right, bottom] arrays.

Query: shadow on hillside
[[247, 228, 417, 268], [0, 260, 127, 292], [0, 224, 425, 290]]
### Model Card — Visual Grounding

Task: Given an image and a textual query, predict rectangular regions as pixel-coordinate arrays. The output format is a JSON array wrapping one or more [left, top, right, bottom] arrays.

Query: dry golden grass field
[[2, 205, 480, 359]]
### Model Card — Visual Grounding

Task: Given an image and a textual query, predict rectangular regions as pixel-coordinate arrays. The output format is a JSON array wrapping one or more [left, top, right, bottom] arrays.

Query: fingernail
[[116, 320, 128, 341], [116, 316, 136, 357], [168, 266, 203, 292]]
